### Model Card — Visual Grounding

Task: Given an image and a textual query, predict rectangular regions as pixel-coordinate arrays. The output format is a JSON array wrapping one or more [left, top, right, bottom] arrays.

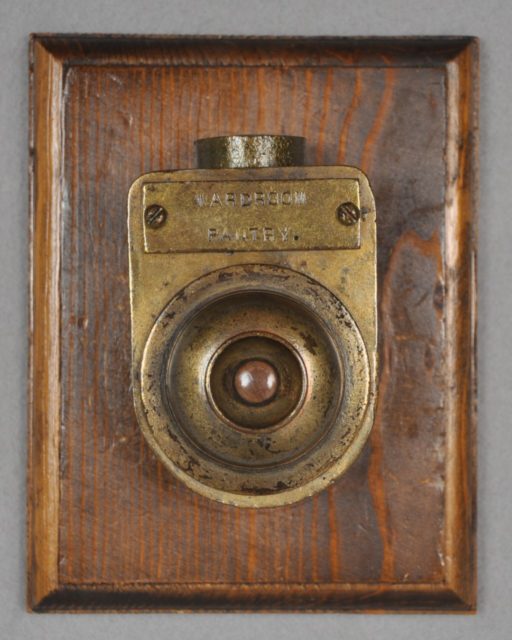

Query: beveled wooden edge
[[27, 38, 65, 611], [32, 583, 473, 613], [442, 38, 479, 611], [28, 34, 478, 613], [30, 33, 477, 67]]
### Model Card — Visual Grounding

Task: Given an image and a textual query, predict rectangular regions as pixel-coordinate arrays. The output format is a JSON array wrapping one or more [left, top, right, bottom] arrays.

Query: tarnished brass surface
[[196, 134, 305, 169], [142, 178, 361, 252], [128, 158, 377, 507]]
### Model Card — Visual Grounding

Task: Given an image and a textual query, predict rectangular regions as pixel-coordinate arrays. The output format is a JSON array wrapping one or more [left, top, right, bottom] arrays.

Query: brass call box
[[128, 134, 377, 507]]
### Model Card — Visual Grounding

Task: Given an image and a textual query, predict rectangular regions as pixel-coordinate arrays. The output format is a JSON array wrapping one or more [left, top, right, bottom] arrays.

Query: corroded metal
[[128, 139, 377, 508], [196, 134, 305, 169]]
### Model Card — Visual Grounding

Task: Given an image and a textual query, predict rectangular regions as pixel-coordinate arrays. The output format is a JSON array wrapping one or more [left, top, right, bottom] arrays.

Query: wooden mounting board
[[28, 35, 478, 612]]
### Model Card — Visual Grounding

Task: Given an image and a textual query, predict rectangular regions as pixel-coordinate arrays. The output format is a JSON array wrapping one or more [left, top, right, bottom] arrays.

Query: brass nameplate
[[142, 178, 361, 253]]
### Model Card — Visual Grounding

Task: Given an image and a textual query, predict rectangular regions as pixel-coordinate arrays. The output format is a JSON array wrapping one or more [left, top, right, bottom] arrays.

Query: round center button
[[234, 360, 279, 405], [208, 333, 307, 431]]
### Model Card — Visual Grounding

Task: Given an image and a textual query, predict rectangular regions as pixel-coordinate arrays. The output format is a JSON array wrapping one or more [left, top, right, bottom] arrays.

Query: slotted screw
[[144, 204, 167, 229], [336, 202, 361, 226]]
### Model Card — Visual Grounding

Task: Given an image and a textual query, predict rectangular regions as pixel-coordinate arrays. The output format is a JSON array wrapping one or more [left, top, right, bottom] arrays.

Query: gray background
[[1, 0, 510, 638]]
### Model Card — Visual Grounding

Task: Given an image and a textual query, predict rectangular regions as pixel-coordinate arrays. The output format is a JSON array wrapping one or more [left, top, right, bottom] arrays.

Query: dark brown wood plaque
[[28, 35, 478, 612]]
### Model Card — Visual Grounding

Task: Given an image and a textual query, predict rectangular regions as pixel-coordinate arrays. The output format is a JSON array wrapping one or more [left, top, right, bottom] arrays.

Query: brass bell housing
[[128, 135, 377, 507]]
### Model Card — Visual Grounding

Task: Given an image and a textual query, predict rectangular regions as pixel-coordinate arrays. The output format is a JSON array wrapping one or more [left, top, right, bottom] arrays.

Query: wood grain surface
[[28, 36, 478, 611]]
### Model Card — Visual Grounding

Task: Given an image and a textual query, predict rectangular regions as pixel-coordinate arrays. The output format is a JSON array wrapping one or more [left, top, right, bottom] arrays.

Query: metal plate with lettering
[[142, 179, 361, 253]]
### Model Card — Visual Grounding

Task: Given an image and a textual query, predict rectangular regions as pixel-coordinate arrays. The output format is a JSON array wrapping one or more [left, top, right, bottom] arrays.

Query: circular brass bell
[[139, 264, 372, 508]]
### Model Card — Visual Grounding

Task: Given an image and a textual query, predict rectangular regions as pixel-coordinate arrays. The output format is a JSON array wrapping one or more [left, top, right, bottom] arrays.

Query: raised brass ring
[[140, 264, 372, 507]]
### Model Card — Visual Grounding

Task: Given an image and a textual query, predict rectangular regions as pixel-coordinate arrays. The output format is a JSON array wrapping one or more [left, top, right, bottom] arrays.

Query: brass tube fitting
[[195, 134, 305, 169]]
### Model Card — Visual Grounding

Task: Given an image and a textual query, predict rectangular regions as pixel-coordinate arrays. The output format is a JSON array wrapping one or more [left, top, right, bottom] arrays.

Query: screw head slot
[[144, 204, 167, 229], [336, 202, 361, 226]]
